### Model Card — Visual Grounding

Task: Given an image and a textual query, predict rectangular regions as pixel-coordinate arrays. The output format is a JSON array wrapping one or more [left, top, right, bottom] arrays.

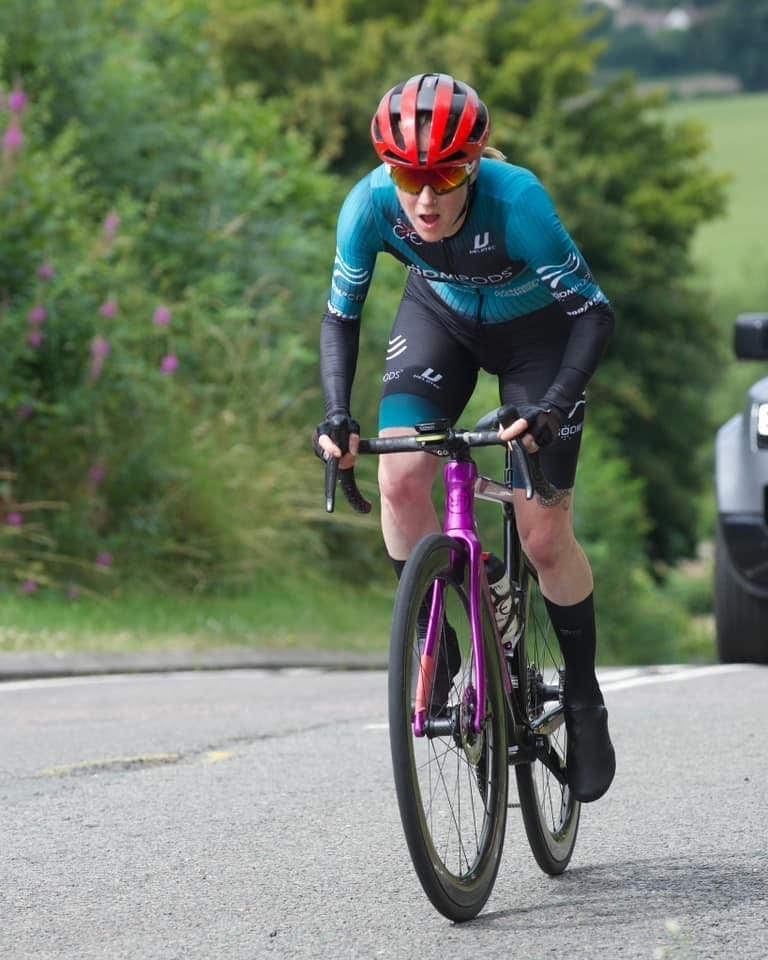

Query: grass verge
[[0, 570, 716, 665], [0, 579, 395, 655]]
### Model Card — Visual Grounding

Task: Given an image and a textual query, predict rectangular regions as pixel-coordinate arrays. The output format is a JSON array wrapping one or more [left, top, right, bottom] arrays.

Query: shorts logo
[[558, 422, 583, 440], [415, 367, 444, 387], [386, 335, 408, 360]]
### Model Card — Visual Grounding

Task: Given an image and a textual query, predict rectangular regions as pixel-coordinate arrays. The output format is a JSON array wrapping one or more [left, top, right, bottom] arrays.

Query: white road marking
[[600, 663, 751, 693]]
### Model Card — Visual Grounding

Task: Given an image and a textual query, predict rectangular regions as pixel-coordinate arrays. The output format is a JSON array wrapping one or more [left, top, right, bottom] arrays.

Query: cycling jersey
[[320, 157, 614, 419]]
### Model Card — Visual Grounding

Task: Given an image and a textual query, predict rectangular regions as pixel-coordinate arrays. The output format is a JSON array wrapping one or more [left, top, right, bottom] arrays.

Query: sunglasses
[[389, 164, 473, 196]]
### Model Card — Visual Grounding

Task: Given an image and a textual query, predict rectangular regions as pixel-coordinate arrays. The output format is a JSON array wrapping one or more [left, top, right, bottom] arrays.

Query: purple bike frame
[[413, 459, 512, 738]]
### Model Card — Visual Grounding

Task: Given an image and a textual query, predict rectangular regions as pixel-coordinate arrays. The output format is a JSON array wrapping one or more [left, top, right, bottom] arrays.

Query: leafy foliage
[[0, 2, 347, 593]]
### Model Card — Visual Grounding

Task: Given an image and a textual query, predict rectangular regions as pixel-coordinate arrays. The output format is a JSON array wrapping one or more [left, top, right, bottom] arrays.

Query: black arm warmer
[[320, 313, 361, 418], [543, 302, 616, 411]]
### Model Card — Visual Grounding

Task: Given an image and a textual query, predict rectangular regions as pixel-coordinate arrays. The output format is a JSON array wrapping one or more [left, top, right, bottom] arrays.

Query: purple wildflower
[[21, 579, 38, 595], [27, 304, 47, 326], [103, 210, 121, 239], [87, 460, 108, 488], [99, 298, 118, 319], [153, 305, 172, 327], [16, 403, 35, 420], [160, 353, 179, 375], [37, 262, 56, 281], [2, 121, 23, 155], [89, 335, 111, 381], [6, 511, 24, 527], [27, 329, 44, 348], [8, 88, 29, 115], [96, 551, 113, 569]]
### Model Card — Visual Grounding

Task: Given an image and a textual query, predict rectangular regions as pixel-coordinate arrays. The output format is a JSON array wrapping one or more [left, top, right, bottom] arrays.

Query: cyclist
[[314, 73, 616, 803]]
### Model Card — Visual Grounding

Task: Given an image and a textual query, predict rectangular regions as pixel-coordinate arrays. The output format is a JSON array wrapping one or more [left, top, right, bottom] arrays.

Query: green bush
[[0, 12, 348, 593]]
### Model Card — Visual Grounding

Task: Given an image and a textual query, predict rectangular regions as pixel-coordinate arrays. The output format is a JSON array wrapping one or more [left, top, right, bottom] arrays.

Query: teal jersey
[[326, 158, 610, 326]]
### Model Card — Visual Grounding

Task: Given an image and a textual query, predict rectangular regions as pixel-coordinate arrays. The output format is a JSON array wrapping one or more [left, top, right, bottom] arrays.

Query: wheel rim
[[517, 582, 579, 859]]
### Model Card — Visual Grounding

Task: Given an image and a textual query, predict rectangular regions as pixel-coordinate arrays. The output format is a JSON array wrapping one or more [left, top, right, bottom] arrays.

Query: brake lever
[[324, 456, 339, 513], [508, 440, 534, 500]]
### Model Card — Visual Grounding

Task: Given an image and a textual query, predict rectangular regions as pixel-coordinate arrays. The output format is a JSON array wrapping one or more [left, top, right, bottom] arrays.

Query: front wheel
[[715, 521, 768, 664], [389, 534, 509, 922], [513, 566, 580, 874]]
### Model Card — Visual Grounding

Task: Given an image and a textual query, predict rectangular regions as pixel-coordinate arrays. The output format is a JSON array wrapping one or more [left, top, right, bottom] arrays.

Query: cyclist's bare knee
[[378, 428, 439, 506], [514, 490, 576, 574]]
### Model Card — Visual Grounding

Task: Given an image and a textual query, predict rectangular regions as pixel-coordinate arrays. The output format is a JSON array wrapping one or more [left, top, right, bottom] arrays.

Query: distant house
[[612, 5, 708, 33]]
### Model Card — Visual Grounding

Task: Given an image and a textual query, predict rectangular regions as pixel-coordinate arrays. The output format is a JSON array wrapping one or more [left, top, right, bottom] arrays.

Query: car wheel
[[714, 521, 768, 664]]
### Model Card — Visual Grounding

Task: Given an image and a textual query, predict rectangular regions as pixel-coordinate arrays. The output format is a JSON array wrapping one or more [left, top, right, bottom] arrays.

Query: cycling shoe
[[564, 704, 616, 802]]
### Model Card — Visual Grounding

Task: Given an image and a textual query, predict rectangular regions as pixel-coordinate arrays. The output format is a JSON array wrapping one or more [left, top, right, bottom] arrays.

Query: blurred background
[[0, 0, 765, 662]]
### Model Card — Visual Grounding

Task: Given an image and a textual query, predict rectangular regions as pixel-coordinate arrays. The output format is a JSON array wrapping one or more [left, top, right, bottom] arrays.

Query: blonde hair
[[482, 146, 507, 161]]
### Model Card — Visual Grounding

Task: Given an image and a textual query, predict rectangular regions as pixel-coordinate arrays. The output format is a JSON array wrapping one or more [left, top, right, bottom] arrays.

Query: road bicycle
[[323, 406, 579, 922]]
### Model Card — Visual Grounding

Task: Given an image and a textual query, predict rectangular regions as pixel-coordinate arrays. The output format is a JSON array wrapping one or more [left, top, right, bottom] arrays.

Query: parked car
[[714, 313, 768, 663]]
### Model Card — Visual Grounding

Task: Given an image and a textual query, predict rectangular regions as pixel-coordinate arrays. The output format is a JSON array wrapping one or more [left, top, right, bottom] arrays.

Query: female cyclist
[[314, 73, 615, 802]]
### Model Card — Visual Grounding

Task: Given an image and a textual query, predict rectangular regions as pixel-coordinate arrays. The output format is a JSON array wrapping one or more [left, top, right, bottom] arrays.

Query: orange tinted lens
[[390, 166, 469, 195]]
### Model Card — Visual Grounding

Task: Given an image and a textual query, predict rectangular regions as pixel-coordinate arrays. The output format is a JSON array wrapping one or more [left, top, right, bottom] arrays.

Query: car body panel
[[715, 316, 768, 659]]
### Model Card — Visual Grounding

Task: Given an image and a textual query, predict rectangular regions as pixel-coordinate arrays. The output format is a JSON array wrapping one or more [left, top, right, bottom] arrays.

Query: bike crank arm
[[508, 727, 569, 786]]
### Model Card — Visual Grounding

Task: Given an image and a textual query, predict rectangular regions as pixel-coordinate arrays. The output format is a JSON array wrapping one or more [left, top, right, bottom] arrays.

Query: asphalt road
[[1, 663, 766, 959]]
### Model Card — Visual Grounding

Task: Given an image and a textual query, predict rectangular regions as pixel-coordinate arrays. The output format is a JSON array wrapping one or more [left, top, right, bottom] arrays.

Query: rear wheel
[[513, 567, 580, 875], [389, 534, 509, 922]]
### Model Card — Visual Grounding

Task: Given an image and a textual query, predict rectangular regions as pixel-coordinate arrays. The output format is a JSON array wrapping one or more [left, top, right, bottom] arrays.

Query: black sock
[[543, 594, 603, 708], [390, 557, 406, 581]]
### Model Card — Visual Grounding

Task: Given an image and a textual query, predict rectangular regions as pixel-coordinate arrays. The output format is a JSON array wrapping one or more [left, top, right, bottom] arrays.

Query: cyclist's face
[[395, 181, 470, 242]]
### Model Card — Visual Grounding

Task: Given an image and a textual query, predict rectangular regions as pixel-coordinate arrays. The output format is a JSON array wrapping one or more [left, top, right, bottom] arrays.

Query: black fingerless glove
[[516, 403, 566, 449], [312, 413, 361, 460]]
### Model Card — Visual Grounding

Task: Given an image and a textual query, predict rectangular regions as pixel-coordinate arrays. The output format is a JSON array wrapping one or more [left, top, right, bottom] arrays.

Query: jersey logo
[[536, 253, 581, 289], [333, 249, 370, 287], [471, 232, 493, 253]]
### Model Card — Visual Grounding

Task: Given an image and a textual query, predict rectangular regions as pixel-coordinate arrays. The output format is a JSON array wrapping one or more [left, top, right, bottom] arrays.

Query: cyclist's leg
[[494, 328, 615, 802], [377, 278, 478, 563], [378, 280, 480, 699]]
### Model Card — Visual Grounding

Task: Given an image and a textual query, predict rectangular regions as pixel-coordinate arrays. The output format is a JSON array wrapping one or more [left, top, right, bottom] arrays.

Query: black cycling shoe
[[564, 704, 616, 803], [426, 624, 461, 711]]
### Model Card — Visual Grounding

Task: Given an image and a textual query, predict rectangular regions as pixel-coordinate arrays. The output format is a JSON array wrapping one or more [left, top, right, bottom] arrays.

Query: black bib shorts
[[379, 275, 586, 490]]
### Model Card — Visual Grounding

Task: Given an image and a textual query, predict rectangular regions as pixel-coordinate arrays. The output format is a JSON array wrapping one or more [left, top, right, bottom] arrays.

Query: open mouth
[[420, 214, 440, 226]]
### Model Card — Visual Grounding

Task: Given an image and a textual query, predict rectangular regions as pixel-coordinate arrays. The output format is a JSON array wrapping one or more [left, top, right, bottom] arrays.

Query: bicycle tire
[[513, 566, 580, 874], [389, 533, 509, 922]]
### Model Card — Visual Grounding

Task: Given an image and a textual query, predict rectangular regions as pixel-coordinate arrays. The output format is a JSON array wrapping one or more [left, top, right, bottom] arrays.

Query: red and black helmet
[[371, 73, 490, 169]]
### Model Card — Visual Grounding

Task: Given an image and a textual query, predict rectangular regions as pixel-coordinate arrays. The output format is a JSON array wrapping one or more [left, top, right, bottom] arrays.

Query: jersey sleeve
[[320, 176, 382, 418], [325, 176, 382, 322], [510, 182, 609, 317]]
